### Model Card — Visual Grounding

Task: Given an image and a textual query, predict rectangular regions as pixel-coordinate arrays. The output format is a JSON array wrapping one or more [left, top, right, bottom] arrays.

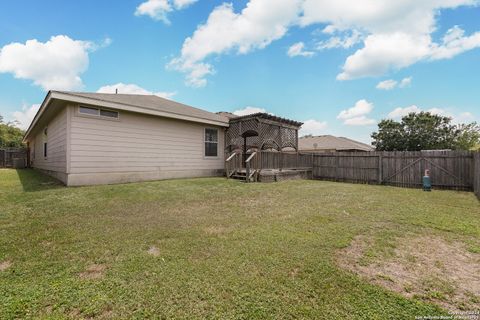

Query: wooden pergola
[[225, 113, 303, 156]]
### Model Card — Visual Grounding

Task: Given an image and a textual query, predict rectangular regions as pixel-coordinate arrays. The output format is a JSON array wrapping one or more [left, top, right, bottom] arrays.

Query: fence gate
[[380, 151, 473, 190]]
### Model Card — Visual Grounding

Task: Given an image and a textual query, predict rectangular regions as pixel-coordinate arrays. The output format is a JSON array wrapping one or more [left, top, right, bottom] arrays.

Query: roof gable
[[299, 135, 373, 151]]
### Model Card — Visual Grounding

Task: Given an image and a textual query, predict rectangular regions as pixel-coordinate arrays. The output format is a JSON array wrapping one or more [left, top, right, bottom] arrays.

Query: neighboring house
[[299, 135, 373, 153], [23, 91, 229, 186]]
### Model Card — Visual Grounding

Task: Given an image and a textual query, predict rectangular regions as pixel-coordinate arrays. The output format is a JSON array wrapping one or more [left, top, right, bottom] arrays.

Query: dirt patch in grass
[[338, 235, 480, 312], [79, 264, 106, 280], [0, 260, 12, 271], [203, 226, 230, 236], [147, 246, 160, 257], [289, 267, 300, 278]]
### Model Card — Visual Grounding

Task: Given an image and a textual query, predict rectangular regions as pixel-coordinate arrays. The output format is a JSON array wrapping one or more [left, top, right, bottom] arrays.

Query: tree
[[455, 123, 480, 150], [371, 112, 480, 151], [0, 114, 25, 148]]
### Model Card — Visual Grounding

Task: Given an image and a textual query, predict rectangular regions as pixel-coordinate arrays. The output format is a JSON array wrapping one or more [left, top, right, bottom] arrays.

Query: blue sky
[[1, 0, 480, 143]]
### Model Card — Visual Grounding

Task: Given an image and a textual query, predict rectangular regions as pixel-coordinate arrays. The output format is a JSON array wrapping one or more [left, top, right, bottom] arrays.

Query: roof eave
[[52, 92, 229, 127], [23, 91, 53, 143], [23, 92, 229, 142]]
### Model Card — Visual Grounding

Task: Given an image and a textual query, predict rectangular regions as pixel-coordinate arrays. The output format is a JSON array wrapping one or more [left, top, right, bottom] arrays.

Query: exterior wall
[[30, 106, 68, 184], [67, 105, 225, 186]]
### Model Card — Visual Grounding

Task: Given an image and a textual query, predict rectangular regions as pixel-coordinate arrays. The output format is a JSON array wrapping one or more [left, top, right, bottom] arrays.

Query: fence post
[[279, 152, 283, 172], [335, 153, 339, 182], [3, 149, 6, 168], [378, 153, 383, 184], [312, 153, 315, 179]]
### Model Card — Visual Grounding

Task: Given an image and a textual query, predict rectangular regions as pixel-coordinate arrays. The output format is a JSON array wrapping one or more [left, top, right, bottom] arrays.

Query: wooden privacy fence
[[227, 150, 479, 192], [312, 151, 474, 191], [474, 153, 480, 198], [253, 152, 313, 170], [0, 148, 28, 168]]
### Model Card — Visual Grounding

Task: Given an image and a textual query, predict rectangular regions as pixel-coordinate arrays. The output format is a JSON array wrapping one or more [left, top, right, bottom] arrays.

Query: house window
[[100, 109, 119, 118], [79, 106, 119, 119], [43, 127, 48, 158], [205, 128, 218, 157], [79, 106, 99, 115]]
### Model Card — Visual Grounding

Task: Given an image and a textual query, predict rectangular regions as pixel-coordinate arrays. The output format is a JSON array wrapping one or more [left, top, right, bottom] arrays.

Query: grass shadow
[[16, 169, 64, 192]]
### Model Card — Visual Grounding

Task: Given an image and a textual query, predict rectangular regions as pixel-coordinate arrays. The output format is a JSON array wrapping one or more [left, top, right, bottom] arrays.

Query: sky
[[1, 0, 480, 143]]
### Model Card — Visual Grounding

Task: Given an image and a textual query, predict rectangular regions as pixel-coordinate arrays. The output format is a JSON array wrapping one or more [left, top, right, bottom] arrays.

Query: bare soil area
[[337, 235, 480, 312], [79, 264, 107, 280]]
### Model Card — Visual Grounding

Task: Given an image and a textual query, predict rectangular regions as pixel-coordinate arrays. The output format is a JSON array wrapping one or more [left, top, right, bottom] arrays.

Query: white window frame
[[78, 105, 120, 120], [79, 106, 100, 116], [204, 128, 219, 158]]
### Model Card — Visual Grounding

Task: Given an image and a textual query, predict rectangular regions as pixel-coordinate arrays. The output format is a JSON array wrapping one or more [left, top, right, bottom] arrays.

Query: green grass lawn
[[0, 169, 479, 319]]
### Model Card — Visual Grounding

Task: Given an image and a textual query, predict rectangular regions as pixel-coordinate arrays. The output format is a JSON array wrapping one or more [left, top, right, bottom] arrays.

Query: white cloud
[[97, 83, 177, 99], [316, 29, 362, 50], [168, 0, 301, 86], [457, 112, 475, 123], [135, 0, 197, 24], [376, 79, 397, 90], [430, 25, 480, 60], [168, 0, 480, 86], [337, 99, 373, 120], [287, 42, 314, 57], [387, 105, 476, 123], [337, 32, 431, 80], [388, 105, 422, 118], [337, 99, 376, 126], [12, 104, 40, 130], [0, 35, 101, 91], [427, 107, 451, 117], [233, 106, 267, 116], [172, 0, 197, 9], [376, 76, 412, 90], [399, 76, 412, 88], [343, 116, 376, 126], [300, 119, 328, 136]]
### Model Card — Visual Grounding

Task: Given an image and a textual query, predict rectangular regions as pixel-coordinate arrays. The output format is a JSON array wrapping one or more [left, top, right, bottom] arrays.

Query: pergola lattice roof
[[225, 113, 303, 152]]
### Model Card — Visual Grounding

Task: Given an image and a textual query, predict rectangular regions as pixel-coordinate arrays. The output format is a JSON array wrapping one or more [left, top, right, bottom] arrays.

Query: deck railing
[[225, 151, 241, 178], [245, 152, 258, 183], [225, 151, 313, 174]]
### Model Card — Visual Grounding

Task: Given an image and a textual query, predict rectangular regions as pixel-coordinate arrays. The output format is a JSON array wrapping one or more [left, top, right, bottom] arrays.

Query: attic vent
[[313, 143, 318, 149]]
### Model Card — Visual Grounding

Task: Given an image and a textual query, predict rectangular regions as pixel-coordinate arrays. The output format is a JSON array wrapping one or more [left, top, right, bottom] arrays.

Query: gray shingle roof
[[54, 91, 229, 125], [299, 135, 373, 152]]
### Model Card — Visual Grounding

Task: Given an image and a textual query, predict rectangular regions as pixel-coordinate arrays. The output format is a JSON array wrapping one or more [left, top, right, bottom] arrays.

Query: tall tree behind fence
[[312, 151, 474, 191]]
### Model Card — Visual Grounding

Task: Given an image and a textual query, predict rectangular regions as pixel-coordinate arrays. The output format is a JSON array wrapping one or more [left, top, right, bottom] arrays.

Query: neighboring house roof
[[299, 135, 373, 152], [216, 111, 238, 119], [24, 91, 229, 141]]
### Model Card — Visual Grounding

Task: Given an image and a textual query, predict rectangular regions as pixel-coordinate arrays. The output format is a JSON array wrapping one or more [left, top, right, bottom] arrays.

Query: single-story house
[[23, 91, 230, 186], [23, 91, 303, 186], [299, 135, 373, 153]]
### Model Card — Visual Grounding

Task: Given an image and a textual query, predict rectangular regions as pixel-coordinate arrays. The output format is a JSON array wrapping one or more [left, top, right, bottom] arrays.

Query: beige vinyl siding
[[69, 106, 225, 176], [31, 106, 68, 176]]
